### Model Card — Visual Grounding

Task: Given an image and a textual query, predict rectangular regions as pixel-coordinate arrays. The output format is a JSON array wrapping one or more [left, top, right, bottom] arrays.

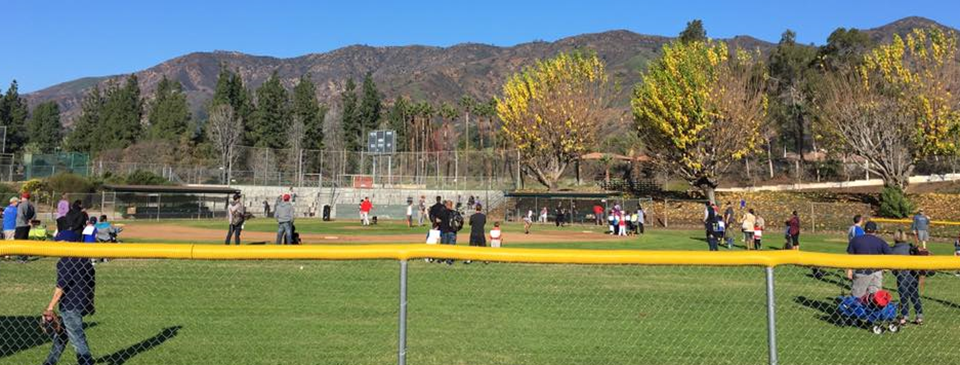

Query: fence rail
[[3, 243, 960, 365]]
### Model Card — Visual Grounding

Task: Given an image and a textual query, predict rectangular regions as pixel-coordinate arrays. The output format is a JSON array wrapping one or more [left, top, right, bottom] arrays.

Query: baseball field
[[3, 220, 960, 365]]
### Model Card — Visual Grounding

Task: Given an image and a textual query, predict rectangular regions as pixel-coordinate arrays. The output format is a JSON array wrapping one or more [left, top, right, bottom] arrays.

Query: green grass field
[[3, 222, 960, 365]]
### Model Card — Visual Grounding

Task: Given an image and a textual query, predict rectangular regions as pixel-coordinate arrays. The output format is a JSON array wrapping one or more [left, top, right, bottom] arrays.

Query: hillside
[[24, 16, 954, 125]]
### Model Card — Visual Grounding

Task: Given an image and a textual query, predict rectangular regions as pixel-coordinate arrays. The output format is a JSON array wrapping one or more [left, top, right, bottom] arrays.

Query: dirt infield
[[121, 224, 620, 244]]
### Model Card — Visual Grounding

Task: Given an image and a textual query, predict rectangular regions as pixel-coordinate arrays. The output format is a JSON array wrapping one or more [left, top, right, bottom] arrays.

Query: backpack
[[449, 210, 464, 232], [232, 204, 246, 225]]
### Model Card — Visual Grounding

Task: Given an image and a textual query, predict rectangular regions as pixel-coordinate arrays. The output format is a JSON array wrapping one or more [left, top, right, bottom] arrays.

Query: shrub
[[122, 170, 171, 186], [46, 173, 95, 194], [878, 186, 914, 218]]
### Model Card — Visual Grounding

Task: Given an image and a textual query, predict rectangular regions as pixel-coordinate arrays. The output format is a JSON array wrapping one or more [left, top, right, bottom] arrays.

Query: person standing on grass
[[847, 215, 865, 242], [523, 209, 533, 234], [636, 206, 646, 235], [437, 200, 461, 265], [753, 212, 765, 250], [593, 203, 604, 226], [723, 202, 735, 248], [56, 193, 70, 220], [539, 207, 548, 224], [275, 194, 294, 245], [891, 229, 924, 326], [846, 221, 892, 297], [418, 196, 427, 226], [15, 192, 35, 240], [42, 252, 96, 365], [225, 193, 245, 245], [262, 200, 271, 218], [428, 196, 444, 226], [704, 202, 721, 251], [740, 209, 756, 250], [785, 211, 801, 250], [490, 222, 503, 248], [3, 197, 17, 240], [359, 197, 373, 226], [466, 204, 487, 264], [911, 209, 931, 250], [406, 200, 414, 228]]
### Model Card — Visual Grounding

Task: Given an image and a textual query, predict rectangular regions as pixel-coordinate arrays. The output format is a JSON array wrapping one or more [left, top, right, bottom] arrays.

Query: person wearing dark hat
[[846, 221, 892, 297]]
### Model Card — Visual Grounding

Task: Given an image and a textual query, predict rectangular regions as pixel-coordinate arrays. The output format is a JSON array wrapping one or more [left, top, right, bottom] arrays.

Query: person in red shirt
[[593, 204, 604, 226], [360, 197, 373, 226]]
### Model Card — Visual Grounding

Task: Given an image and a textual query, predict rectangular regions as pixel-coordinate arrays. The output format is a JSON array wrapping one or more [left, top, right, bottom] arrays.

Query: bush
[[46, 173, 95, 194], [122, 170, 171, 186], [879, 186, 914, 218], [0, 183, 17, 200], [20, 179, 48, 200]]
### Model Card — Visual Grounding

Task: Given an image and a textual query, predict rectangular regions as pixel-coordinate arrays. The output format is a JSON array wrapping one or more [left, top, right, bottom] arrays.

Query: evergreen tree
[[292, 75, 325, 151], [818, 28, 874, 72], [26, 101, 62, 152], [250, 72, 290, 149], [147, 76, 191, 141], [386, 96, 413, 151], [679, 19, 707, 44], [210, 65, 253, 143], [359, 73, 383, 137], [99, 75, 144, 150], [0, 80, 29, 153], [768, 30, 818, 161], [64, 87, 104, 152], [341, 78, 362, 153]]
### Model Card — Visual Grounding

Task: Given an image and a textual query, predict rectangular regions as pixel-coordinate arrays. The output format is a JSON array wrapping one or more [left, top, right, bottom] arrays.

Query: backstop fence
[[3, 243, 960, 365]]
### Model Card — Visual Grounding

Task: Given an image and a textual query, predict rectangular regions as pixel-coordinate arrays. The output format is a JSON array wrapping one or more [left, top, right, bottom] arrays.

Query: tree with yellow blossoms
[[632, 40, 767, 203], [817, 27, 960, 190], [496, 51, 609, 190]]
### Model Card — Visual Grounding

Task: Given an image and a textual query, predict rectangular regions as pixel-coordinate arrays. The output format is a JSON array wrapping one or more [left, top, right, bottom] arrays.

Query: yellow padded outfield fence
[[5, 241, 960, 365], [3, 241, 960, 269]]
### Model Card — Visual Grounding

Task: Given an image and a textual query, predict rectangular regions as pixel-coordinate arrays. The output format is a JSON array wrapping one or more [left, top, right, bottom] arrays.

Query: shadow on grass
[[0, 316, 98, 359], [96, 325, 182, 365], [793, 296, 851, 327]]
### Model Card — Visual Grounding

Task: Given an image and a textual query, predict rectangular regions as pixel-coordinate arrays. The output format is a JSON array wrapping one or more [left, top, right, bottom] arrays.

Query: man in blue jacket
[[3, 196, 17, 239]]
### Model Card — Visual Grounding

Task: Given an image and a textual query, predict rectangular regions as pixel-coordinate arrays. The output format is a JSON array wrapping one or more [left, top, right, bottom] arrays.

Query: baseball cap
[[282, 194, 291, 201], [864, 221, 878, 233], [20, 192, 30, 199], [9, 197, 18, 203]]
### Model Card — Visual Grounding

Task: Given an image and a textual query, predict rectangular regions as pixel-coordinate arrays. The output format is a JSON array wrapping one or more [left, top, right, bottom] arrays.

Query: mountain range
[[24, 16, 955, 126]]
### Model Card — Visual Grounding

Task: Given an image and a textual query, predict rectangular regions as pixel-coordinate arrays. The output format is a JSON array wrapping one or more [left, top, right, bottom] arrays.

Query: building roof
[[102, 185, 241, 194]]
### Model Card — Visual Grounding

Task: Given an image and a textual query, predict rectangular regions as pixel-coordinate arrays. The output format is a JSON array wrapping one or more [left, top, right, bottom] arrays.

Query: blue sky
[[4, 0, 959, 92]]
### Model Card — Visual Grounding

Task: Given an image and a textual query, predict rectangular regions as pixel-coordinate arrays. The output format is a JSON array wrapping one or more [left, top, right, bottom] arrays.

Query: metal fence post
[[765, 266, 778, 365], [398, 260, 408, 365]]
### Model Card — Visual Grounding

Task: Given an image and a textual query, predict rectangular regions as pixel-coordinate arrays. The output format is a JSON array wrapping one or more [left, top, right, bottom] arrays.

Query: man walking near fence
[[275, 194, 294, 245], [225, 193, 245, 245], [42, 250, 96, 365], [847, 221, 892, 297]]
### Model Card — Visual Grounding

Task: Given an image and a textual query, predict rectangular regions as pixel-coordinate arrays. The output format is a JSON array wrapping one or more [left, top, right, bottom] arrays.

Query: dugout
[[103, 184, 240, 220], [505, 191, 652, 224]]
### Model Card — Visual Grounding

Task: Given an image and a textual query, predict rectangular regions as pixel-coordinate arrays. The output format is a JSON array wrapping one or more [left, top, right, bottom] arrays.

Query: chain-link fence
[[3, 243, 960, 365]]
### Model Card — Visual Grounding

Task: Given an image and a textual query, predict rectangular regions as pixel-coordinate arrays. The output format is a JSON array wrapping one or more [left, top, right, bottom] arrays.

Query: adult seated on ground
[[95, 215, 122, 243], [846, 221, 892, 298]]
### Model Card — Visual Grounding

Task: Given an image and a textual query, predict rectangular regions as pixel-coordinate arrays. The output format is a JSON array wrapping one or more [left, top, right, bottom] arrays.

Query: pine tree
[[341, 78, 361, 153], [147, 76, 191, 141], [26, 101, 62, 152], [64, 87, 104, 152], [359, 73, 382, 137], [99, 75, 144, 150], [292, 75, 325, 151], [0, 80, 29, 153], [386, 96, 413, 151], [250, 72, 290, 149], [679, 19, 707, 44], [210, 65, 253, 143]]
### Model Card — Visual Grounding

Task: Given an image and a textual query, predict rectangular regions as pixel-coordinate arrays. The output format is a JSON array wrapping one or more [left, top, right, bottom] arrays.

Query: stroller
[[837, 290, 900, 335]]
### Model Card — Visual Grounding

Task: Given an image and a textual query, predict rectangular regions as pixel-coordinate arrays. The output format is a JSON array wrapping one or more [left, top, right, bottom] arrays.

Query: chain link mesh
[[3, 255, 960, 364]]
